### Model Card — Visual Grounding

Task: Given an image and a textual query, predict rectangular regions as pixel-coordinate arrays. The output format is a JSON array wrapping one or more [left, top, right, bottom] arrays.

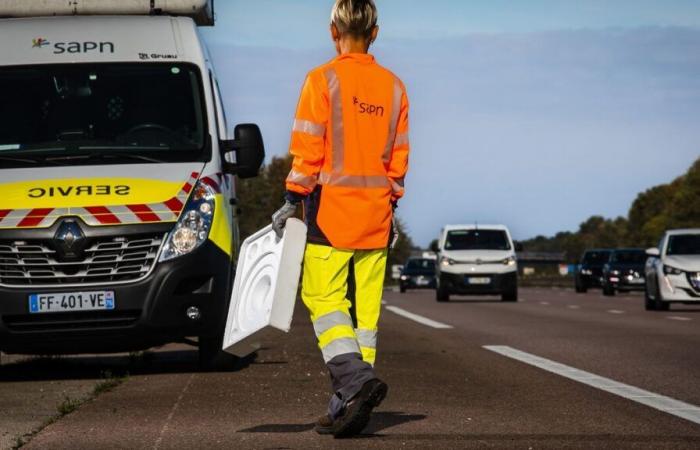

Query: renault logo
[[54, 220, 86, 260]]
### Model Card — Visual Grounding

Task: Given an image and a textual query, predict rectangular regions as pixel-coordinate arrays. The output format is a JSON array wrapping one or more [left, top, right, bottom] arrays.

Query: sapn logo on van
[[32, 36, 114, 54]]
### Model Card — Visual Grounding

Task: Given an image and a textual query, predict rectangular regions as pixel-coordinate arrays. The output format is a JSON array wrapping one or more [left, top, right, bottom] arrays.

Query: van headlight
[[503, 256, 517, 266], [441, 257, 456, 267], [160, 182, 215, 262]]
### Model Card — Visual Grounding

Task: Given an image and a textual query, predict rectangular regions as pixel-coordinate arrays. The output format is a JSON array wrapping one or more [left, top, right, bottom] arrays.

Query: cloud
[[205, 27, 700, 245]]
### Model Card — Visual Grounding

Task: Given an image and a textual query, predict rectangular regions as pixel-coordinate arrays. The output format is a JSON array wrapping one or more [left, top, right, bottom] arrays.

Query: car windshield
[[667, 234, 700, 256], [405, 259, 436, 271], [582, 251, 610, 264], [445, 230, 511, 251], [0, 63, 207, 168], [611, 250, 647, 264]]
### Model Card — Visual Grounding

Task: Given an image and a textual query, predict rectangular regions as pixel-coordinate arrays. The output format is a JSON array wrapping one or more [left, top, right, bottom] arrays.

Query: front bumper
[[608, 276, 646, 291], [659, 272, 700, 302], [400, 275, 436, 289], [0, 240, 232, 355], [439, 271, 517, 295]]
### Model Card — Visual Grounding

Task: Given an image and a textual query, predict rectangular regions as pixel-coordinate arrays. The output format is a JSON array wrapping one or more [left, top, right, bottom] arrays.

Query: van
[[0, 1, 266, 368], [435, 224, 519, 302]]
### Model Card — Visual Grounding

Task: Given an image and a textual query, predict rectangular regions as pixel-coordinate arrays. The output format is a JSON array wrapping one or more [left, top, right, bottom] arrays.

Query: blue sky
[[201, 1, 700, 246]]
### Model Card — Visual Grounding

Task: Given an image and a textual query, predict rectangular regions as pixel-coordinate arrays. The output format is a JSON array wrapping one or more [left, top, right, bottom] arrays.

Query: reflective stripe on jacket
[[286, 53, 410, 250]]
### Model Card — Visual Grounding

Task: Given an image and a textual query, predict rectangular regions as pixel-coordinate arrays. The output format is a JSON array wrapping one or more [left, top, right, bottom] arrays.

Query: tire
[[575, 279, 587, 293], [198, 334, 238, 371], [646, 279, 669, 312], [502, 286, 518, 302], [644, 284, 657, 311], [603, 284, 616, 297], [400, 285, 407, 294], [436, 285, 450, 302]]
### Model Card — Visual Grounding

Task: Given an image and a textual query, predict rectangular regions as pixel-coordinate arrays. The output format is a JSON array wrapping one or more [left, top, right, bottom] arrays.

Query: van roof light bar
[[0, 0, 215, 26]]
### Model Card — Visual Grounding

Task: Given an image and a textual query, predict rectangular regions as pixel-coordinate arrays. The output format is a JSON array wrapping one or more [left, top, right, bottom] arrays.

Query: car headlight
[[663, 265, 683, 276], [503, 256, 517, 266], [581, 269, 592, 275], [441, 257, 456, 267], [400, 275, 408, 281], [611, 270, 620, 276], [159, 181, 215, 262]]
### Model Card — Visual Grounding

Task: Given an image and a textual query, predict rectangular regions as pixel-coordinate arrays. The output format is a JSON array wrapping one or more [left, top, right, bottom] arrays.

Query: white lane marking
[[667, 316, 692, 322], [381, 300, 388, 305], [539, 301, 550, 306], [608, 309, 625, 314], [568, 305, 581, 310], [484, 346, 700, 426], [385, 305, 453, 329], [154, 373, 195, 450]]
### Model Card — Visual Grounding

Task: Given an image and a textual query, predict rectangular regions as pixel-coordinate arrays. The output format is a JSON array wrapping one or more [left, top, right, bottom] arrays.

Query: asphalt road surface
[[2, 287, 700, 449]]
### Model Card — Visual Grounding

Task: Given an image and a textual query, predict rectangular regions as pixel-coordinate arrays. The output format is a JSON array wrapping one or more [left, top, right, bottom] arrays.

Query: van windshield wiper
[[46, 152, 167, 164]]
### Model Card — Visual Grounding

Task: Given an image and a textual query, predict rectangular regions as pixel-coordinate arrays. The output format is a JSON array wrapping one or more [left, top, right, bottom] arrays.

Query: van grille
[[0, 234, 166, 286]]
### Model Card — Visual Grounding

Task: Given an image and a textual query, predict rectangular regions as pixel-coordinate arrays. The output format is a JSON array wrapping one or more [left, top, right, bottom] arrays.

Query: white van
[[435, 224, 519, 302], [644, 229, 700, 311], [0, 1, 267, 368]]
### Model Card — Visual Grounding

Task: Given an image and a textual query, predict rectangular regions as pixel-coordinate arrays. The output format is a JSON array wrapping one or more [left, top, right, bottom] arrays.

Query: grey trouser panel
[[326, 353, 376, 419]]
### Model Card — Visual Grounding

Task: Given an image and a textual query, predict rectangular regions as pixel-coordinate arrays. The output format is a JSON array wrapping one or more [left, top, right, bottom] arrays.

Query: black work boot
[[332, 379, 388, 438], [315, 415, 334, 435]]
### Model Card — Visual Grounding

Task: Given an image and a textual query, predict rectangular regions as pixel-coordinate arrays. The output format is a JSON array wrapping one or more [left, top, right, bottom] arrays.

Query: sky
[[200, 0, 700, 246]]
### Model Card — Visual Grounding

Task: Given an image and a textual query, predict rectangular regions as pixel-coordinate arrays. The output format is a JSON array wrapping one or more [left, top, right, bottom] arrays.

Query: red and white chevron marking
[[0, 172, 204, 229]]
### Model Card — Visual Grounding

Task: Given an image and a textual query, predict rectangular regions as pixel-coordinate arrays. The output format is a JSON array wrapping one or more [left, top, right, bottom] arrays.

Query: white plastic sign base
[[223, 219, 307, 357]]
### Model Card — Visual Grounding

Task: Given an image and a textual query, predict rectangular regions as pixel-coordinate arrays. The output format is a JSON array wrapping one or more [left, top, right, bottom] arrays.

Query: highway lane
[[3, 287, 699, 449]]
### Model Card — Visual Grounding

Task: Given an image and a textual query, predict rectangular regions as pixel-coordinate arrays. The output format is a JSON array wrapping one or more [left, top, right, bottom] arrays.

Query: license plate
[[467, 277, 491, 285], [416, 277, 429, 286], [29, 291, 115, 314], [629, 278, 645, 284]]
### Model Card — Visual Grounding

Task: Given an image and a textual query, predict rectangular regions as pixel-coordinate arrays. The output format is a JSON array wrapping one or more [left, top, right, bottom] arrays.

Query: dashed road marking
[[484, 346, 700, 426], [539, 301, 550, 306], [154, 373, 195, 450], [385, 305, 453, 329], [667, 316, 692, 322], [568, 305, 581, 310], [608, 310, 625, 314]]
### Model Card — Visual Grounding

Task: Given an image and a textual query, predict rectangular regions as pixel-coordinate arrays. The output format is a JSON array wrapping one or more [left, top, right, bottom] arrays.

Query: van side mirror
[[220, 124, 265, 179], [646, 247, 660, 257], [514, 242, 524, 252]]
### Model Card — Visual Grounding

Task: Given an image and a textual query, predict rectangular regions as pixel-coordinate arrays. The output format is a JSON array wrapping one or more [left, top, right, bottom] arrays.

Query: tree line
[[521, 157, 700, 262]]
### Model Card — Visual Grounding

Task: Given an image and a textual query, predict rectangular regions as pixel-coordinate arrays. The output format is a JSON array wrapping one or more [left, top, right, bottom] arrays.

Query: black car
[[399, 258, 437, 293], [601, 248, 647, 296], [575, 249, 612, 293]]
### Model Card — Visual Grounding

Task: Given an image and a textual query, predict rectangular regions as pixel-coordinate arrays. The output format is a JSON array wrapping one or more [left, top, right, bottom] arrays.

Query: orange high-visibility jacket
[[285, 53, 410, 250]]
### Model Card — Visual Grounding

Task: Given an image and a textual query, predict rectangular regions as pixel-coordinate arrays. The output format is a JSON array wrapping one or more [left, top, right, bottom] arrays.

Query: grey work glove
[[390, 202, 400, 250], [271, 201, 298, 238]]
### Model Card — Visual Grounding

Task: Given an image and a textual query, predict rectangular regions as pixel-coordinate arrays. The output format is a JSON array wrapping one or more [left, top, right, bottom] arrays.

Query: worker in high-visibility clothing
[[272, 0, 410, 438]]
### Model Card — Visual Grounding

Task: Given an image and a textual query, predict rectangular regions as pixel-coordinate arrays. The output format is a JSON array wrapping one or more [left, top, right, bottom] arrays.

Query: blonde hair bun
[[331, 0, 378, 39]]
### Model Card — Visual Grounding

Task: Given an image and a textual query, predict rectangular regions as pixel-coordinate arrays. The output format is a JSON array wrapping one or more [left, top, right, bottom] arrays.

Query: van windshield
[[445, 230, 511, 251], [0, 63, 207, 168]]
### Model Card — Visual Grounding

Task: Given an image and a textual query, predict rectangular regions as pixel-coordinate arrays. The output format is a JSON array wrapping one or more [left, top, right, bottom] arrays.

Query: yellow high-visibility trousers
[[302, 243, 387, 366]]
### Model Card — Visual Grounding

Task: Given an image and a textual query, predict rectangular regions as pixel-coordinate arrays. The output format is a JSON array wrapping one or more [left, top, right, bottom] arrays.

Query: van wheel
[[603, 284, 615, 297], [502, 287, 518, 302], [436, 286, 450, 302], [400, 285, 407, 294], [199, 335, 238, 371]]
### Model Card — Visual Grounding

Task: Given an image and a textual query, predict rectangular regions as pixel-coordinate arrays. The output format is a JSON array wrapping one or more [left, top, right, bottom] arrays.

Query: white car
[[644, 229, 700, 311], [435, 224, 519, 302]]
